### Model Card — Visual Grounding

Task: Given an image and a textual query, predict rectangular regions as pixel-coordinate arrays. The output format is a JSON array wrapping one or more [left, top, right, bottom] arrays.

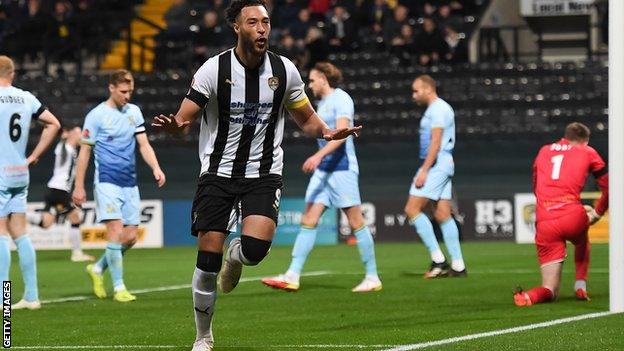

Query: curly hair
[[225, 0, 267, 25]]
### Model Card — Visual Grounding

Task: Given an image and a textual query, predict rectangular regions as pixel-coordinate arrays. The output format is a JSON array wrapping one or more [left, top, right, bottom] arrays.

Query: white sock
[[284, 270, 300, 284], [113, 283, 127, 292], [452, 259, 465, 271], [26, 212, 43, 226], [431, 249, 446, 264], [69, 225, 81, 251], [575, 280, 587, 291], [91, 264, 103, 274]]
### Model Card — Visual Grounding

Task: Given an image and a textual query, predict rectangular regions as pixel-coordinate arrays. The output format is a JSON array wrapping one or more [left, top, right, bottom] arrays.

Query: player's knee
[[240, 235, 271, 266], [41, 213, 54, 229], [300, 214, 319, 228], [404, 205, 420, 220], [196, 251, 223, 273], [434, 211, 451, 223]]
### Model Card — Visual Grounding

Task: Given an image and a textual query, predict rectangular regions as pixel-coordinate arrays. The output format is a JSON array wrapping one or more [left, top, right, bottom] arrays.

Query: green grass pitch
[[7, 242, 624, 350]]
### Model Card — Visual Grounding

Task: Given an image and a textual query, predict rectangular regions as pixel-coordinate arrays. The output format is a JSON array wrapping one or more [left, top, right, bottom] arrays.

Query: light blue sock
[[14, 235, 38, 301], [0, 236, 10, 283], [440, 219, 463, 261], [96, 244, 131, 272], [354, 226, 378, 277], [411, 213, 442, 254], [288, 227, 317, 275], [105, 243, 124, 290]]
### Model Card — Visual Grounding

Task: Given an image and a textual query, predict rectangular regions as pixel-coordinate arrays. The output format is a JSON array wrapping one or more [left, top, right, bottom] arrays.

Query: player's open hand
[[302, 154, 322, 174], [323, 126, 362, 141], [414, 170, 428, 188], [153, 168, 166, 188], [26, 155, 38, 166], [151, 114, 190, 134], [72, 188, 87, 206]]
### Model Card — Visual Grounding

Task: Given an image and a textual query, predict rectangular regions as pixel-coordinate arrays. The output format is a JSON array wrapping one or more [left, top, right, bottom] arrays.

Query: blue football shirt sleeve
[[430, 103, 447, 129], [81, 109, 100, 145], [134, 107, 146, 134], [25, 92, 45, 119], [335, 93, 354, 121]]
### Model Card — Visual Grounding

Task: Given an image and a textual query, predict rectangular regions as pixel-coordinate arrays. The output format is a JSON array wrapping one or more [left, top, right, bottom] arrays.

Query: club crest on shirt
[[268, 76, 279, 91]]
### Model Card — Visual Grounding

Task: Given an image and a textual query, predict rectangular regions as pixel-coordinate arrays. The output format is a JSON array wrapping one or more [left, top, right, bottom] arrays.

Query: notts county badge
[[268, 76, 279, 91]]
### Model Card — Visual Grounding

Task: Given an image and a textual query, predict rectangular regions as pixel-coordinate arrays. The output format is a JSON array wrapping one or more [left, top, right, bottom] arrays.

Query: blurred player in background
[[27, 125, 95, 262], [514, 122, 608, 306], [0, 55, 61, 310], [261, 62, 381, 292], [73, 69, 166, 303], [404, 75, 467, 278], [152, 1, 360, 350]]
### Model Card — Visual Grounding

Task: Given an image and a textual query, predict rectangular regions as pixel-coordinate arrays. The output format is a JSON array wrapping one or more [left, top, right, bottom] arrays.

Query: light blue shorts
[[409, 166, 453, 201], [0, 186, 28, 218], [94, 182, 141, 225], [305, 170, 361, 209]]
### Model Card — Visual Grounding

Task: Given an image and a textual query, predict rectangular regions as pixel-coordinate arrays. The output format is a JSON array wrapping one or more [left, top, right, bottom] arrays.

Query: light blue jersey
[[419, 97, 455, 169], [315, 88, 358, 173], [0, 86, 44, 189], [81, 102, 145, 187], [411, 97, 456, 201]]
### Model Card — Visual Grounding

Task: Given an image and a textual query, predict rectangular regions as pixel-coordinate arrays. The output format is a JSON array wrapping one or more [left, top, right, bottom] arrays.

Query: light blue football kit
[[289, 89, 378, 281], [409, 97, 455, 200], [82, 102, 146, 291], [409, 97, 464, 271], [0, 86, 46, 302], [81, 102, 145, 225], [304, 88, 361, 208]]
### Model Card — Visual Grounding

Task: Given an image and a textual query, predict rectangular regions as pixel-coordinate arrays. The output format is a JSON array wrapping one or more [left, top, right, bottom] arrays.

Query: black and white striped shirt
[[187, 49, 308, 179], [47, 142, 77, 192]]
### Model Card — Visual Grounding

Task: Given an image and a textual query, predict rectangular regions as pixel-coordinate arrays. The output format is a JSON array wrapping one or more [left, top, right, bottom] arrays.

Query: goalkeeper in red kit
[[514, 122, 609, 306]]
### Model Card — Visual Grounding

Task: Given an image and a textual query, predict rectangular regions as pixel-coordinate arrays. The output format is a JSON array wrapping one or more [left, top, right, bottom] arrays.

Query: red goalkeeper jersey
[[533, 138, 609, 221]]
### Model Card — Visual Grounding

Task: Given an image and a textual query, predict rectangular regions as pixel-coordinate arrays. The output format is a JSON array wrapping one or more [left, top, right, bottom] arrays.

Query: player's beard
[[242, 34, 268, 58]]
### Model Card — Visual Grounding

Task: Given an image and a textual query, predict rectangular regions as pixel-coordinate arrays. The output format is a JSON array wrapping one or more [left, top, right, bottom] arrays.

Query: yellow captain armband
[[286, 95, 309, 110]]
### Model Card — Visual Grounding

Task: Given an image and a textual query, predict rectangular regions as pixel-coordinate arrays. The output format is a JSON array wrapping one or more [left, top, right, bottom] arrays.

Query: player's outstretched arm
[[26, 110, 61, 165], [136, 133, 166, 188], [151, 98, 199, 135], [287, 102, 361, 140], [72, 144, 92, 206]]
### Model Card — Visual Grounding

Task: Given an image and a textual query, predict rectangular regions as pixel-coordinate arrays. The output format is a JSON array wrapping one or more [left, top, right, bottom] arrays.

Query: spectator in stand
[[163, 0, 193, 39], [390, 23, 415, 65], [45, 0, 78, 75], [290, 8, 312, 45], [309, 0, 331, 22], [383, 5, 409, 50], [436, 4, 463, 32], [74, 0, 104, 56], [326, 5, 357, 52], [303, 27, 328, 70], [415, 17, 445, 66], [370, 0, 390, 47], [275, 33, 303, 67], [15, 0, 51, 64], [442, 26, 467, 63], [420, 2, 436, 18], [193, 10, 232, 64], [274, 0, 301, 31]]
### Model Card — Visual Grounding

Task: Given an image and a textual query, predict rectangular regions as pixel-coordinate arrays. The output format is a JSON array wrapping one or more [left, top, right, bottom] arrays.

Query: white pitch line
[[381, 311, 617, 351], [40, 270, 331, 305], [11, 346, 179, 350]]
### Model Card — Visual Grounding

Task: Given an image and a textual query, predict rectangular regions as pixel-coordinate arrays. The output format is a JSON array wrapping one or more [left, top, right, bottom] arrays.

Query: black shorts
[[43, 187, 75, 216], [191, 174, 283, 236]]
